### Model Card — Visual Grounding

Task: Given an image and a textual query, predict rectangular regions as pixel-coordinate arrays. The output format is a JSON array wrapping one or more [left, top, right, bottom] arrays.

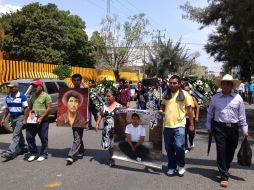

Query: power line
[[114, 0, 138, 15], [88, 0, 206, 47], [107, 0, 110, 16], [100, 0, 128, 22], [86, 0, 106, 12], [125, 0, 167, 30]]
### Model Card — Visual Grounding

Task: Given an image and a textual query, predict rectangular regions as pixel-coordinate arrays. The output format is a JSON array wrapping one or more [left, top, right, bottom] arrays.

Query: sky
[[0, 0, 222, 72]]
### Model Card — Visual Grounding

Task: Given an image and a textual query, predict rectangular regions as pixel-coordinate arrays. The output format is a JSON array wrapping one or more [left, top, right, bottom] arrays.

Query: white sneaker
[[185, 149, 189, 154], [28, 155, 36, 162], [167, 169, 175, 176], [190, 143, 195, 149], [178, 166, 185, 177], [66, 157, 74, 165], [37, 156, 46, 162]]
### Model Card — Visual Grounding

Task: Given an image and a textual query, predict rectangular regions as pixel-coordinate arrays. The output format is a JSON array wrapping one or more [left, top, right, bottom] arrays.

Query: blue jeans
[[26, 119, 49, 157], [164, 127, 185, 169], [153, 99, 161, 110], [136, 99, 140, 109], [8, 115, 26, 156]]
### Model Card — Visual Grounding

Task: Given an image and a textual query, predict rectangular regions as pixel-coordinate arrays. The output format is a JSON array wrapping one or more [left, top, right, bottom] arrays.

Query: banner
[[113, 109, 163, 169], [56, 88, 88, 128]]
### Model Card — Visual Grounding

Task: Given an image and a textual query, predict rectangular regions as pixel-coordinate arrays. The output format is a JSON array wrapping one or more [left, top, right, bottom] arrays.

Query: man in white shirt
[[119, 113, 149, 161]]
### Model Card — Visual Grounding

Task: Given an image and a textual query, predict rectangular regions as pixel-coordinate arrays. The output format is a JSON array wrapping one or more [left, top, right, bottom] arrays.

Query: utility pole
[[107, 0, 110, 16], [151, 29, 166, 77], [152, 29, 166, 44]]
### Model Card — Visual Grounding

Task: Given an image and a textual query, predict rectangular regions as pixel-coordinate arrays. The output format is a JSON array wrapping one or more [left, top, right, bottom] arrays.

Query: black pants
[[248, 92, 253, 104], [185, 118, 195, 149], [139, 101, 146, 110], [68, 127, 85, 157], [214, 122, 239, 180], [119, 141, 149, 159]]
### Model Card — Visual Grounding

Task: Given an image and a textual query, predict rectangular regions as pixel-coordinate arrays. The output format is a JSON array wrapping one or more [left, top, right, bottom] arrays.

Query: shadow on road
[[186, 167, 219, 182], [186, 167, 245, 182], [113, 164, 161, 175]]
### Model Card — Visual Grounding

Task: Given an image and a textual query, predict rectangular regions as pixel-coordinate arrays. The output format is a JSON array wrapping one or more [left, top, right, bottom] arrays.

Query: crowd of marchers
[[1, 73, 249, 188]]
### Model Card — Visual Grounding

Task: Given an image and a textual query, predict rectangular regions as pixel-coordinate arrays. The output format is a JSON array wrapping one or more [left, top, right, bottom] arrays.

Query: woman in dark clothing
[[135, 82, 148, 110]]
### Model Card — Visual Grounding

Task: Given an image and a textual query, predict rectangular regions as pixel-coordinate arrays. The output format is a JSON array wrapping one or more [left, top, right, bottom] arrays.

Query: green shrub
[[53, 64, 72, 80]]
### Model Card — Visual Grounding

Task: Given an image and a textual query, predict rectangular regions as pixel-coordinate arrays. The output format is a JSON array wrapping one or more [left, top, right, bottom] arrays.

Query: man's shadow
[[186, 167, 245, 182]]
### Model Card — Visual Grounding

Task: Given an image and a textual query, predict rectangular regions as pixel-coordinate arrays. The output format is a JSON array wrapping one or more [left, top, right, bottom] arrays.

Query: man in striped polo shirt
[[1, 81, 29, 160]]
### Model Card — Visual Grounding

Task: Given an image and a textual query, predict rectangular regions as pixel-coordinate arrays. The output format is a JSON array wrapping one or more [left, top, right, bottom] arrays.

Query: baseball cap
[[7, 81, 19, 87], [31, 80, 43, 86]]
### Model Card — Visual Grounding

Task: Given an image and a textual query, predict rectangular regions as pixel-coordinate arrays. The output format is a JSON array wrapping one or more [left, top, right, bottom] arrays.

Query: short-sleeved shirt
[[29, 92, 52, 117], [248, 83, 254, 92], [161, 90, 193, 128], [125, 124, 146, 142], [5, 91, 28, 117]]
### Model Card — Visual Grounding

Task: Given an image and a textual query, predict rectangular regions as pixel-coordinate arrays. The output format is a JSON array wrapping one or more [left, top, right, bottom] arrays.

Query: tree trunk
[[114, 69, 120, 82]]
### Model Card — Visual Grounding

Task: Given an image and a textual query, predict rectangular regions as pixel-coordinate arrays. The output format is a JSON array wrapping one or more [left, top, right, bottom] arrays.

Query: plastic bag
[[237, 138, 252, 166]]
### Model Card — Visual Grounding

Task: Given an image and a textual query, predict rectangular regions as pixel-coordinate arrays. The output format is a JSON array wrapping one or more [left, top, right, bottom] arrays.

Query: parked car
[[0, 78, 69, 133]]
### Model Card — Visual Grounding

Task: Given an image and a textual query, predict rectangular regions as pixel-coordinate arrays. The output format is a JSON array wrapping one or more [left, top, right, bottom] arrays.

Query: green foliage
[[145, 37, 196, 78], [191, 64, 207, 78], [89, 31, 108, 67], [188, 77, 216, 109], [99, 13, 149, 72], [89, 79, 117, 116], [52, 64, 72, 80], [181, 0, 254, 80], [0, 3, 94, 67]]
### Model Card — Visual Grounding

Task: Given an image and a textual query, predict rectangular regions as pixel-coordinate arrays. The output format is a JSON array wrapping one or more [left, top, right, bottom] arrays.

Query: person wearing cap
[[1, 81, 29, 160], [206, 74, 248, 188], [26, 80, 52, 162]]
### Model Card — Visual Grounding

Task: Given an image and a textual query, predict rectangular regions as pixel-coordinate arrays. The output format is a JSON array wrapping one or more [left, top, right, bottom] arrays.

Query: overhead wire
[[87, 0, 207, 47]]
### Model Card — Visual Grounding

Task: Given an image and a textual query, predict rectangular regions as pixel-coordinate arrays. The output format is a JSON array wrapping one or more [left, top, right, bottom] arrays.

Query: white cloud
[[0, 3, 21, 14]]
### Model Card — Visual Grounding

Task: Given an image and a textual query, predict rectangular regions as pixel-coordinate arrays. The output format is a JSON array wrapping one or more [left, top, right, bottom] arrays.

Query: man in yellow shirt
[[160, 75, 194, 176]]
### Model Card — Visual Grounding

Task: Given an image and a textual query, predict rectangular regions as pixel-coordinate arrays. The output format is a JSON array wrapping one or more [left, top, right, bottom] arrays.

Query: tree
[[99, 13, 149, 80], [0, 3, 94, 67], [191, 64, 207, 78], [181, 0, 254, 80], [144, 37, 197, 78], [89, 31, 107, 68], [53, 64, 72, 80]]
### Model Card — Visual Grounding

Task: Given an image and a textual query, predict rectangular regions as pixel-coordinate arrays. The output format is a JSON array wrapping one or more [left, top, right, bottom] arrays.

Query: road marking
[[43, 181, 62, 188]]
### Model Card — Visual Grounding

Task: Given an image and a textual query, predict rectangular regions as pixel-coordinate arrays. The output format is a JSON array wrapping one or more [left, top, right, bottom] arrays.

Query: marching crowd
[[0, 73, 249, 188]]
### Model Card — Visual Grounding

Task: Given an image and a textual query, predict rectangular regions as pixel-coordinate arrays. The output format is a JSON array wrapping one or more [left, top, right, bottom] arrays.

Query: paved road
[[0, 102, 254, 190]]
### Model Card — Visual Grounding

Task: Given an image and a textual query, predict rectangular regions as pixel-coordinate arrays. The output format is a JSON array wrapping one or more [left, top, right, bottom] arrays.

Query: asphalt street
[[0, 102, 254, 190]]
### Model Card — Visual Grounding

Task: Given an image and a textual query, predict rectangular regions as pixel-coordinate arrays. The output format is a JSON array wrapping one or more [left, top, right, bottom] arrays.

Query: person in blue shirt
[[1, 81, 29, 160], [247, 81, 254, 104]]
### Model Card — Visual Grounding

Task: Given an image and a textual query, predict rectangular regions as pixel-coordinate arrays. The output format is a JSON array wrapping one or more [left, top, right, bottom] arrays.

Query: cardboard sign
[[113, 109, 163, 169], [56, 88, 88, 128]]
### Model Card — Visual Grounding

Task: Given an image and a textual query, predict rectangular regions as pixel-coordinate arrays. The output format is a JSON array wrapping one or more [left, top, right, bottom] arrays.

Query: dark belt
[[214, 121, 238, 128]]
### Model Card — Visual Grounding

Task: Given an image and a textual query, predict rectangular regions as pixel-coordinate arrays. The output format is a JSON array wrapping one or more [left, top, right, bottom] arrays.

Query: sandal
[[220, 180, 229, 188]]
